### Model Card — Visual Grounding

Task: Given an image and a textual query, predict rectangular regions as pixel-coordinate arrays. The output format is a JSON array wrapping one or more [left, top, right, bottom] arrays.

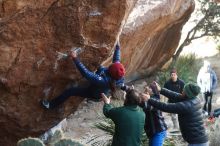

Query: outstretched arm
[[160, 88, 183, 102], [102, 93, 117, 120], [73, 59, 106, 85], [69, 51, 106, 85], [148, 98, 190, 114], [141, 94, 160, 111], [103, 104, 117, 119], [153, 81, 183, 102], [112, 43, 120, 63]]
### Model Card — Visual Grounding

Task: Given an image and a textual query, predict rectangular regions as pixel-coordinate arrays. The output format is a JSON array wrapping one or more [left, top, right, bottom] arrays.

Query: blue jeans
[[149, 130, 167, 146], [188, 142, 209, 146]]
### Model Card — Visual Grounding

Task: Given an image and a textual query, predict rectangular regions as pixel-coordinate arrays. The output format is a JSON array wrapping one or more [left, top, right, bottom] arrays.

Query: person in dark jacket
[[102, 88, 145, 146], [141, 82, 209, 146], [41, 43, 125, 109], [140, 84, 167, 146], [164, 68, 185, 129]]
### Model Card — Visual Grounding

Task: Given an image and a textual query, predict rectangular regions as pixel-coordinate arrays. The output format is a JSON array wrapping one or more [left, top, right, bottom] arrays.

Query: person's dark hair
[[124, 89, 141, 106], [170, 68, 177, 75], [109, 80, 116, 92], [121, 85, 132, 92]]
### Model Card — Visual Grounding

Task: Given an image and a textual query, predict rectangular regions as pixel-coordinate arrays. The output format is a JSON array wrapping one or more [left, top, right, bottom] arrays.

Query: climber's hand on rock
[[101, 93, 111, 104], [69, 50, 77, 60]]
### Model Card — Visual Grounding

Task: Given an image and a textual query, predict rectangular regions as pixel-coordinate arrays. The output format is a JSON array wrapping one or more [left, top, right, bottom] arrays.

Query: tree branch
[[171, 13, 208, 66]]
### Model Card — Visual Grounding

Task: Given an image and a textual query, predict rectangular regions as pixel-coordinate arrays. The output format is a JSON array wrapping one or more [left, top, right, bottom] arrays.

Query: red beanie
[[108, 63, 125, 80]]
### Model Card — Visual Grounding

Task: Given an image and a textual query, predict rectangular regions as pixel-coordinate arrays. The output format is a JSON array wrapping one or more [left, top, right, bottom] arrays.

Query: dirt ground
[[48, 54, 220, 145]]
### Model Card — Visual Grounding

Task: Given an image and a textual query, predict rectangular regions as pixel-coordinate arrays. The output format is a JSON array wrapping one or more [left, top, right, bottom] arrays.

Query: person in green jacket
[[101, 88, 145, 146]]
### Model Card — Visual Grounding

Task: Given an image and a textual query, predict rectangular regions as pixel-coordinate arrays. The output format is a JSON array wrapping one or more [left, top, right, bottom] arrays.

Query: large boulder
[[120, 0, 195, 81], [0, 0, 194, 145], [0, 0, 136, 145]]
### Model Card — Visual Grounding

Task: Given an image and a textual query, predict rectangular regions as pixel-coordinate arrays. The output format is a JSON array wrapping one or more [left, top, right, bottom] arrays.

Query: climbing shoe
[[41, 99, 50, 109]]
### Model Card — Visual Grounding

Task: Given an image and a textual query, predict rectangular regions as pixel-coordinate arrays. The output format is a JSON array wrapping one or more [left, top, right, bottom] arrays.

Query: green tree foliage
[[158, 54, 202, 86]]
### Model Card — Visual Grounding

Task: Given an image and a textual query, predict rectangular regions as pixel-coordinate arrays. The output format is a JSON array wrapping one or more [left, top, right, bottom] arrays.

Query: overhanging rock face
[[0, 0, 194, 145], [0, 0, 136, 145], [119, 0, 195, 81]]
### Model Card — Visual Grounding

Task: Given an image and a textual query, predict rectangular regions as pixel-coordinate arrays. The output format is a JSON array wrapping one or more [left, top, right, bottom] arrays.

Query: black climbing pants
[[203, 91, 213, 115]]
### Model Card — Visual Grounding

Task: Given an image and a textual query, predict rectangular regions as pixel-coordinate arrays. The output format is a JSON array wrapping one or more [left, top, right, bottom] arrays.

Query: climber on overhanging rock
[[40, 41, 125, 109]]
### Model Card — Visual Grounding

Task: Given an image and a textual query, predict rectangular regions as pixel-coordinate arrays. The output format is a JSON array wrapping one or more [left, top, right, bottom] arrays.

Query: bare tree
[[171, 0, 220, 66]]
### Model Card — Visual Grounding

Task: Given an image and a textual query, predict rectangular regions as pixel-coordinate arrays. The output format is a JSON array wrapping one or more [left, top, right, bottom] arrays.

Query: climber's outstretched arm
[[69, 51, 106, 86], [112, 42, 120, 63]]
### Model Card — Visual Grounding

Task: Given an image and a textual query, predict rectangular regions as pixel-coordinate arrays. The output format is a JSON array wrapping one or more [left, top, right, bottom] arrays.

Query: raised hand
[[140, 93, 150, 102], [101, 93, 111, 104], [144, 86, 153, 95], [152, 81, 161, 92], [69, 50, 77, 60]]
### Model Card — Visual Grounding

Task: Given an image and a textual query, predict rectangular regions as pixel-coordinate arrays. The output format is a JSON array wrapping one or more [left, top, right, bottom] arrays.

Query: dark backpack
[[213, 108, 220, 117]]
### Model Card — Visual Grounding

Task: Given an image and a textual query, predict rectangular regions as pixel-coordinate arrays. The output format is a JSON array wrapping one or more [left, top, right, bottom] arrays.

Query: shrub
[[157, 54, 202, 86], [17, 130, 85, 146], [17, 137, 45, 146], [47, 130, 63, 146]]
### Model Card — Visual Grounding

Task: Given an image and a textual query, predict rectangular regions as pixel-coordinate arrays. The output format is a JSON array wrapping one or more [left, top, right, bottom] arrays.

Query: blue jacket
[[73, 44, 124, 99]]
